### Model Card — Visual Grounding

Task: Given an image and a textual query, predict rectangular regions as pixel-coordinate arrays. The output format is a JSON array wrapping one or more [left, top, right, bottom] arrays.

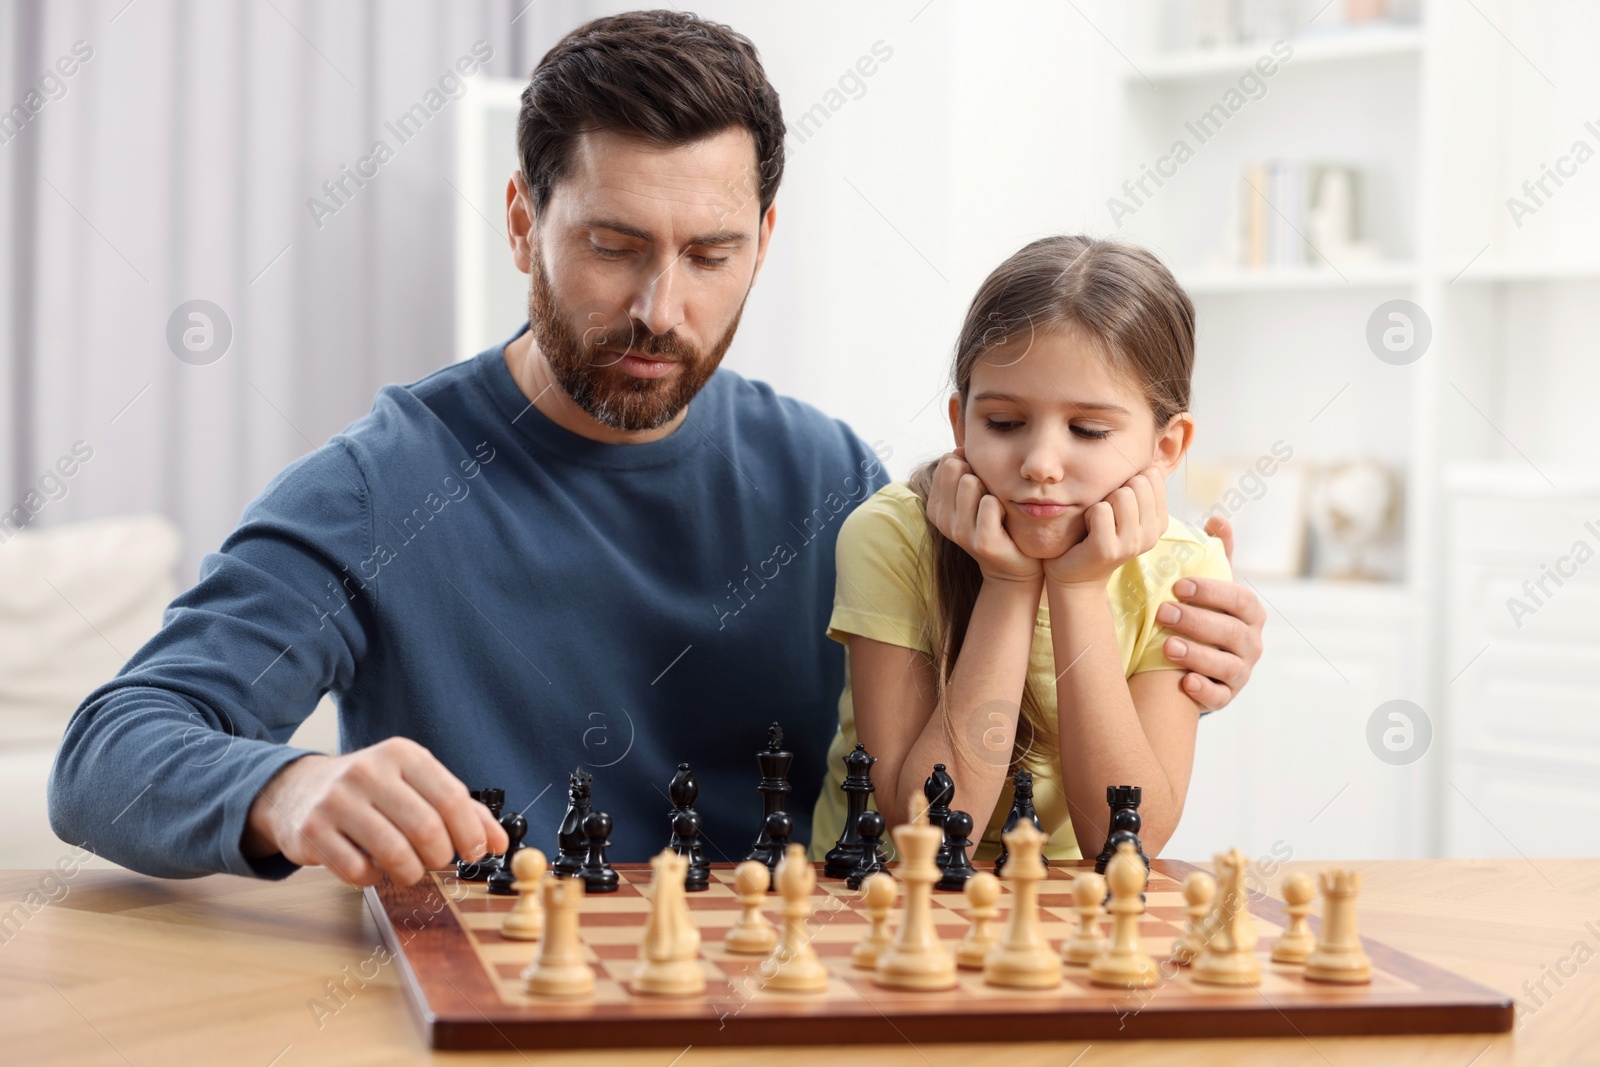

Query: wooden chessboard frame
[[364, 859, 1513, 1050]]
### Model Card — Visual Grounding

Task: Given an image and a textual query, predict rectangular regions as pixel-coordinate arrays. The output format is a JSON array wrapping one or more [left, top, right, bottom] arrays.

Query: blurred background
[[2, 0, 1596, 870]]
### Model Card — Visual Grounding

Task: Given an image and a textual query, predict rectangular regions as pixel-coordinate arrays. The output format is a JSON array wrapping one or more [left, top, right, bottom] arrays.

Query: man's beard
[[527, 253, 746, 432]]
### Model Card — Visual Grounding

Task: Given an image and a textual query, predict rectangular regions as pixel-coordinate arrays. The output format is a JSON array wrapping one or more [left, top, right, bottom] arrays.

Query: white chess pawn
[[725, 860, 778, 955], [1271, 872, 1317, 965], [500, 847, 547, 941], [956, 871, 1002, 970], [1061, 871, 1108, 966], [522, 874, 594, 997], [1168, 870, 1215, 966], [851, 872, 897, 970], [1304, 870, 1372, 983], [764, 844, 829, 992], [1088, 841, 1159, 989]]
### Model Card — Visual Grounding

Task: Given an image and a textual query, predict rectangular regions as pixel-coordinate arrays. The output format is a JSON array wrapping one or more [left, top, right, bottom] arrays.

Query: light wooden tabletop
[[2, 858, 1593, 1066]]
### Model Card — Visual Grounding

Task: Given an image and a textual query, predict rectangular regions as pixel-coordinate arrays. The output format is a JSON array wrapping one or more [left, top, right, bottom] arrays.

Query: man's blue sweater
[[48, 324, 890, 878]]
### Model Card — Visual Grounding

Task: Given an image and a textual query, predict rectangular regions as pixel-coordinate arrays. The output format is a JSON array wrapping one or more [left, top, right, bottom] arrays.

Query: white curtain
[[1, 0, 586, 579]]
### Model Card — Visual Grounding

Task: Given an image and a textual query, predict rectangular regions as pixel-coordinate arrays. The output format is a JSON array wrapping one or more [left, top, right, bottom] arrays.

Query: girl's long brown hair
[[909, 235, 1196, 774]]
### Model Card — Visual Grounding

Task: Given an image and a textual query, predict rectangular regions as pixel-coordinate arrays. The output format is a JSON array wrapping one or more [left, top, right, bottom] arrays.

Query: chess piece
[[825, 743, 877, 879], [851, 872, 897, 970], [923, 763, 955, 867], [578, 810, 618, 893], [1168, 870, 1216, 966], [846, 809, 888, 890], [553, 769, 593, 877], [1094, 785, 1150, 876], [500, 847, 547, 941], [458, 788, 505, 881], [1271, 872, 1317, 965], [764, 844, 829, 992], [755, 811, 794, 881], [1088, 841, 1159, 988], [633, 850, 704, 996], [725, 860, 778, 955], [1304, 870, 1373, 983], [994, 770, 1047, 876], [745, 722, 793, 869], [486, 808, 528, 896], [956, 871, 1002, 970], [522, 874, 594, 997], [983, 822, 1060, 989], [874, 809, 957, 990], [1193, 848, 1261, 986], [1061, 871, 1108, 966], [666, 764, 710, 892], [936, 810, 977, 891]]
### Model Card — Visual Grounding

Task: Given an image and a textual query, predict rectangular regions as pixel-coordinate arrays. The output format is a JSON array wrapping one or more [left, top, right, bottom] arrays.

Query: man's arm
[[1155, 515, 1267, 712], [47, 441, 503, 882]]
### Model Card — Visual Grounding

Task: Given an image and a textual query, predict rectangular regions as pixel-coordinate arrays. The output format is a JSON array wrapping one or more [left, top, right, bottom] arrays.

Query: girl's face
[[950, 325, 1194, 560]]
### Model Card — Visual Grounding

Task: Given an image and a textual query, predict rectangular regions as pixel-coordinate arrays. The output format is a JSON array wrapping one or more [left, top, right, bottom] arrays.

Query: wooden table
[[2, 859, 1593, 1065]]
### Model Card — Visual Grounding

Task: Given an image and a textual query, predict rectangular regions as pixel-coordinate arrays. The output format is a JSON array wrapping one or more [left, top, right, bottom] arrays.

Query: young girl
[[810, 235, 1230, 864]]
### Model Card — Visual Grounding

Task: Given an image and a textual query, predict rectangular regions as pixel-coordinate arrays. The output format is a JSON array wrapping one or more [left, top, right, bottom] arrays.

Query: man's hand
[[242, 737, 508, 886], [1156, 514, 1266, 712], [925, 449, 1042, 585], [1042, 466, 1167, 589]]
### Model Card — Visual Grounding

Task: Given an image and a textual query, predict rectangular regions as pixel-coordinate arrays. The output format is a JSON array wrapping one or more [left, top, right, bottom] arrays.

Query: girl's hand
[[1043, 466, 1168, 589], [926, 450, 1042, 585]]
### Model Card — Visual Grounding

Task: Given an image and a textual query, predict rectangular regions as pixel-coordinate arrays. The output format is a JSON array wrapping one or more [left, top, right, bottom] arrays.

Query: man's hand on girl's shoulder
[[1156, 514, 1266, 712]]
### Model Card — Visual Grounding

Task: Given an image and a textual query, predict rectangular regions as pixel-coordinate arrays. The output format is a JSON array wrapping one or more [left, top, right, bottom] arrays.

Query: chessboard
[[364, 859, 1513, 1050]]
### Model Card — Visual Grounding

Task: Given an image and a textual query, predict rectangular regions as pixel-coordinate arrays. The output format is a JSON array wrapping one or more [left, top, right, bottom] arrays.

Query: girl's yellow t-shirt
[[808, 481, 1232, 864]]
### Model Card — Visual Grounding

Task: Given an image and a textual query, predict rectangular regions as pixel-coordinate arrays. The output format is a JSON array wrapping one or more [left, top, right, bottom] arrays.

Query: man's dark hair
[[518, 9, 785, 219]]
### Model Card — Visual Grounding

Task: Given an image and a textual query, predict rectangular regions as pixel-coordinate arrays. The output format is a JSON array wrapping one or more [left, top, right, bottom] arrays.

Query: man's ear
[[948, 393, 965, 449], [1153, 412, 1195, 478], [507, 171, 536, 275], [750, 202, 777, 286]]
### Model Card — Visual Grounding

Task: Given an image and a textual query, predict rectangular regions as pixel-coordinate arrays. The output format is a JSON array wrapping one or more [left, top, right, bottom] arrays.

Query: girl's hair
[[907, 235, 1196, 773]]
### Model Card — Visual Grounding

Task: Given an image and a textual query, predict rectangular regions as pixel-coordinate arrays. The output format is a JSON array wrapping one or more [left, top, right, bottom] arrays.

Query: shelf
[[1130, 25, 1423, 84], [1180, 261, 1419, 294], [1446, 259, 1600, 284], [1445, 461, 1600, 495]]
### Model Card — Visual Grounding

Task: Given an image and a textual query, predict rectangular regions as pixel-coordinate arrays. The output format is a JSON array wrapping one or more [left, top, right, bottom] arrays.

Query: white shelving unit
[[1116, 0, 1600, 860], [1111, 2, 1431, 861]]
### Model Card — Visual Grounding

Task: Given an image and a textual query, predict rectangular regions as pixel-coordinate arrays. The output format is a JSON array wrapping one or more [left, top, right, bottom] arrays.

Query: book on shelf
[[1239, 160, 1377, 270]]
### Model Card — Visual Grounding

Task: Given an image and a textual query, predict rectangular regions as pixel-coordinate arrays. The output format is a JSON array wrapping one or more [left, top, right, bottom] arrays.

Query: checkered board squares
[[366, 859, 1514, 1049]]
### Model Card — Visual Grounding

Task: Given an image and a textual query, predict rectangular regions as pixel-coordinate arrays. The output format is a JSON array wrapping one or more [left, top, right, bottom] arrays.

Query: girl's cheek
[[963, 441, 1006, 487]]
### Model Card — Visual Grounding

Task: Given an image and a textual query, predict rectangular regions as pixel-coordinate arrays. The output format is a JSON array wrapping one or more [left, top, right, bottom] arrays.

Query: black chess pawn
[[666, 763, 710, 892], [578, 810, 618, 893], [936, 810, 977, 892], [553, 768, 593, 877], [745, 722, 793, 867], [486, 809, 528, 896], [994, 769, 1048, 876], [1095, 784, 1150, 874], [923, 763, 955, 867], [755, 810, 794, 886], [672, 809, 710, 892], [846, 809, 888, 890], [825, 742, 877, 879], [457, 787, 505, 881]]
